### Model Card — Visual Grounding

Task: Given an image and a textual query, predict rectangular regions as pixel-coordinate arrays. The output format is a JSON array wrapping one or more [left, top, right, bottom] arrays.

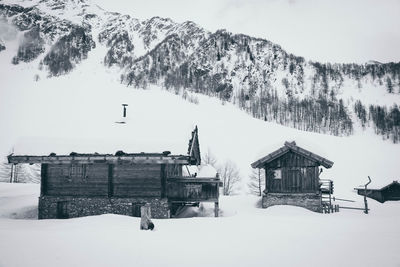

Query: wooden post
[[40, 164, 48, 196], [328, 182, 332, 212], [9, 164, 14, 183], [108, 164, 113, 198], [364, 176, 371, 214], [140, 204, 154, 230], [13, 164, 18, 183], [214, 202, 219, 217], [258, 168, 261, 197], [161, 164, 166, 198]]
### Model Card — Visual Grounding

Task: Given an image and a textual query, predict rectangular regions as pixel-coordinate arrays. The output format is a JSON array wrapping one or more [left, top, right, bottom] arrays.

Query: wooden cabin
[[356, 181, 400, 203], [251, 141, 334, 213], [8, 127, 220, 219]]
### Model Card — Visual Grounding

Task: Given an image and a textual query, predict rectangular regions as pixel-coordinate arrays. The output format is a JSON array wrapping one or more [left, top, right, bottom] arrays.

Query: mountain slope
[[1, 34, 399, 195], [0, 0, 399, 143]]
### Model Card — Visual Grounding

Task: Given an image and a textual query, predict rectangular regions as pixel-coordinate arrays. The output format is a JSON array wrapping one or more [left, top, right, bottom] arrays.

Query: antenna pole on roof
[[122, 104, 128, 118]]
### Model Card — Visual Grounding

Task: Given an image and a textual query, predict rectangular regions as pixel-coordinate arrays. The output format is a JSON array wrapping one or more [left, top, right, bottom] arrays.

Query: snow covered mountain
[[1, 3, 400, 266], [1, 0, 399, 141]]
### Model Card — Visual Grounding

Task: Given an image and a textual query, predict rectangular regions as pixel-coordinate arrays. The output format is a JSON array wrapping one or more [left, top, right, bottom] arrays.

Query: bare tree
[[218, 160, 241, 195], [202, 148, 218, 167], [248, 168, 265, 196]]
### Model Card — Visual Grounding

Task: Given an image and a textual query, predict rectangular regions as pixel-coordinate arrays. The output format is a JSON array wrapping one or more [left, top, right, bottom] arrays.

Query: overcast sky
[[93, 0, 400, 64]]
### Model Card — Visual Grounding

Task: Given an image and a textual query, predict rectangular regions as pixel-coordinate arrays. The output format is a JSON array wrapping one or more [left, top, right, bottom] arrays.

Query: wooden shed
[[356, 181, 400, 203], [8, 127, 220, 219], [251, 141, 334, 212]]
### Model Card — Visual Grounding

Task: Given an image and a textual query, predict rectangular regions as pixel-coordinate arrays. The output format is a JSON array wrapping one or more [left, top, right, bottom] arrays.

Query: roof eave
[[7, 154, 191, 165], [251, 142, 334, 169]]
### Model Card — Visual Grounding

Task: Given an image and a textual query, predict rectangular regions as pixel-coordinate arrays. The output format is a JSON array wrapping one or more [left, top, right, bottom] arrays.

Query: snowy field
[[1, 17, 400, 266], [0, 182, 399, 267]]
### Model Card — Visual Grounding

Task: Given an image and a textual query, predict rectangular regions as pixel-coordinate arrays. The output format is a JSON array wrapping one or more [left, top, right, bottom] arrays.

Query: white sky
[[92, 0, 400, 64]]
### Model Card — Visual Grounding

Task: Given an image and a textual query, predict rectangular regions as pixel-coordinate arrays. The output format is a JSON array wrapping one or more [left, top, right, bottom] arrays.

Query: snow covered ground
[[0, 182, 399, 267], [1, 15, 400, 266]]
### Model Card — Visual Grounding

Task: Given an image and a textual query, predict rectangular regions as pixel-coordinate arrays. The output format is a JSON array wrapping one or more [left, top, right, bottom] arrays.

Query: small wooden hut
[[356, 181, 400, 203], [251, 141, 334, 212], [8, 127, 220, 219]]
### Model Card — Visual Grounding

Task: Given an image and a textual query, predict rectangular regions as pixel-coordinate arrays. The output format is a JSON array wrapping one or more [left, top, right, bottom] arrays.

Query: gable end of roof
[[251, 141, 334, 169]]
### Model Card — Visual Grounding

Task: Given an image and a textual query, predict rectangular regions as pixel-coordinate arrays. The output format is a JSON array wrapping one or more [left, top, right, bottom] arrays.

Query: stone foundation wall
[[262, 193, 322, 213], [39, 196, 170, 219]]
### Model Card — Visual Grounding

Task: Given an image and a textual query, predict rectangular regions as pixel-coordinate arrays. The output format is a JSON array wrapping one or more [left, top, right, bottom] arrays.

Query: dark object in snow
[[140, 204, 154, 230], [122, 104, 128, 118], [251, 141, 334, 213], [7, 127, 220, 219], [355, 180, 400, 203], [49, 152, 56, 156]]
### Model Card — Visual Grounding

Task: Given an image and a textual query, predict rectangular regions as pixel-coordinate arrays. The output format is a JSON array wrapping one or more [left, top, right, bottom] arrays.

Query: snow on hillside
[[1, 32, 400, 193], [0, 182, 399, 267], [1, 0, 400, 143], [1, 2, 400, 266]]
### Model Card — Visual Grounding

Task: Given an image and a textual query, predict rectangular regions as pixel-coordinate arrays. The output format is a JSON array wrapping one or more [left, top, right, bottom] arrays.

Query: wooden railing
[[166, 177, 220, 202]]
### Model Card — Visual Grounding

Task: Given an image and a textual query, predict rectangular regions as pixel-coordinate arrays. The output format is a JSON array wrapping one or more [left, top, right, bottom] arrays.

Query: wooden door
[[132, 203, 145, 217], [56, 201, 69, 219], [288, 169, 302, 193]]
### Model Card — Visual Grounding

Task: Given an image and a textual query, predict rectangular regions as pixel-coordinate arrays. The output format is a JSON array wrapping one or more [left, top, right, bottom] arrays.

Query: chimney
[[122, 104, 128, 117]]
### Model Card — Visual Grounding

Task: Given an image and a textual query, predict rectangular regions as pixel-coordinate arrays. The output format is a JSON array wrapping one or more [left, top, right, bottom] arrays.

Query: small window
[[300, 167, 307, 177], [273, 169, 282, 179], [70, 164, 86, 178]]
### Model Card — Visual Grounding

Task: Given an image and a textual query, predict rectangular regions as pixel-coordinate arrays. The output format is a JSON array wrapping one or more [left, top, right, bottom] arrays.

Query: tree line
[[354, 100, 400, 143]]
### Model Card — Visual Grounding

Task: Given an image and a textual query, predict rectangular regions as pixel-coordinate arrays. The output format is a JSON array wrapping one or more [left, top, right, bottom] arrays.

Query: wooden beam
[[9, 164, 14, 183], [169, 199, 219, 203], [215, 202, 219, 217], [167, 177, 220, 183], [161, 164, 166, 198], [108, 164, 113, 198], [40, 164, 48, 196]]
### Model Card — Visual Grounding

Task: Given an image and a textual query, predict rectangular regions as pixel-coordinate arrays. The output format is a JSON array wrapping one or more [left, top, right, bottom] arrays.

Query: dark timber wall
[[39, 162, 174, 219], [113, 163, 161, 197], [261, 151, 323, 213], [45, 163, 109, 196], [43, 163, 166, 197], [265, 151, 319, 194], [38, 161, 218, 219]]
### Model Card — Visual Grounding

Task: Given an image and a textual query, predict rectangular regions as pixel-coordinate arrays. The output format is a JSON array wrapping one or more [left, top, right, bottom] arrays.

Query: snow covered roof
[[251, 141, 334, 169], [8, 153, 191, 164], [8, 126, 201, 165], [355, 180, 400, 191]]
